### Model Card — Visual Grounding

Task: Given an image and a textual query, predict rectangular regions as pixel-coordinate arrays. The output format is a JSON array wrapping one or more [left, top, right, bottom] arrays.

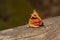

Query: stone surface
[[0, 16, 60, 40]]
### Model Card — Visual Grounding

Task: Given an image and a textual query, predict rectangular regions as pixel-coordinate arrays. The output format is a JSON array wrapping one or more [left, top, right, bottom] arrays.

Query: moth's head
[[31, 11, 38, 18], [31, 13, 38, 19]]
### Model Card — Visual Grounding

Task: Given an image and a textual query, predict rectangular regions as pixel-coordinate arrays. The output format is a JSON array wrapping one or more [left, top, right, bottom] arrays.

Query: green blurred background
[[0, 0, 60, 30], [0, 0, 34, 30]]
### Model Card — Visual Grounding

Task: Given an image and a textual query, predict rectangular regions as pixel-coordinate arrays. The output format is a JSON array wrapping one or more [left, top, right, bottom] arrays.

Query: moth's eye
[[34, 15, 36, 16]]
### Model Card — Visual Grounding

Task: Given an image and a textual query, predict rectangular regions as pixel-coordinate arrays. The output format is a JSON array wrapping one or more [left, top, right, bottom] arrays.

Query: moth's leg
[[39, 22, 44, 27]]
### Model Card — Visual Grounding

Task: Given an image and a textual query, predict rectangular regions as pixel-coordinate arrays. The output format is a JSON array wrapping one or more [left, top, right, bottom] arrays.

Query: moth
[[28, 10, 44, 28]]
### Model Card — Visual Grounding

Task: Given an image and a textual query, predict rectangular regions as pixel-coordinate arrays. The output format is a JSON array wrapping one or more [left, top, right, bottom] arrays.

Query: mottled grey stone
[[0, 16, 60, 40]]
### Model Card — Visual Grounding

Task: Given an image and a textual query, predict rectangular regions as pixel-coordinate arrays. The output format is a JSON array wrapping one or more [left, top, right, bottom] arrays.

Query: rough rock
[[0, 16, 60, 40]]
